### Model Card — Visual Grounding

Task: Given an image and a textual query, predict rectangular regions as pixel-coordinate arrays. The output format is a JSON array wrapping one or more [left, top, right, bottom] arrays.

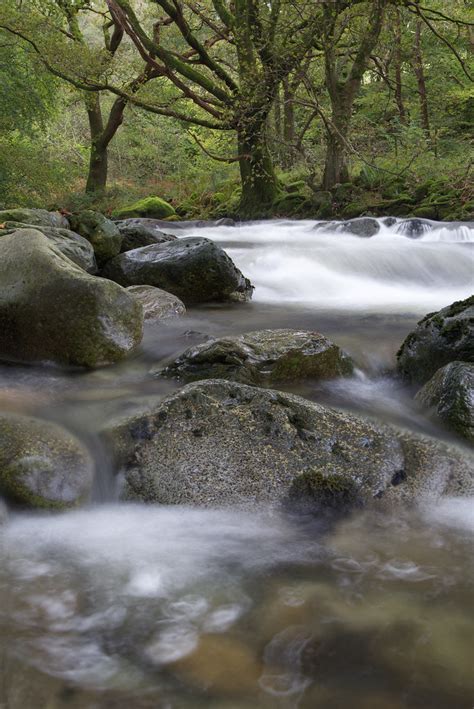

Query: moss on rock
[[112, 196, 176, 220]]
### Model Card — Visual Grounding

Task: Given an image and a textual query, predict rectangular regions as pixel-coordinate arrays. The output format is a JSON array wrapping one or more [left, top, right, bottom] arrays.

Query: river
[[0, 217, 473, 708]]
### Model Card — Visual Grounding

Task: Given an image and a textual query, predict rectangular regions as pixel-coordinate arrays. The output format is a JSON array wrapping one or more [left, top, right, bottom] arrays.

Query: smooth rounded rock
[[341, 217, 380, 237], [102, 237, 253, 305], [110, 380, 474, 508], [0, 208, 69, 229], [397, 296, 474, 384], [159, 329, 353, 385], [415, 361, 474, 441], [113, 196, 175, 220], [0, 222, 97, 272], [0, 229, 143, 367], [116, 219, 177, 252], [69, 210, 122, 265], [126, 285, 186, 323], [0, 413, 93, 509]]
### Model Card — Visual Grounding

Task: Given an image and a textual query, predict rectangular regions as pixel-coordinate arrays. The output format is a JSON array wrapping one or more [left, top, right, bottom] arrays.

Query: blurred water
[[0, 218, 473, 708]]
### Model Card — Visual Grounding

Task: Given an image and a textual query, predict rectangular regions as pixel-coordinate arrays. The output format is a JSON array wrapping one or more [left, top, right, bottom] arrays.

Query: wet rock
[[159, 329, 353, 385], [341, 217, 380, 237], [69, 210, 122, 265], [0, 229, 143, 367], [415, 361, 474, 441], [0, 208, 69, 229], [396, 218, 433, 238], [126, 285, 186, 323], [116, 219, 177, 252], [102, 237, 253, 305], [0, 497, 8, 524], [397, 296, 474, 384], [113, 380, 474, 508], [0, 222, 97, 272], [382, 217, 397, 227], [0, 413, 93, 509], [112, 196, 176, 220]]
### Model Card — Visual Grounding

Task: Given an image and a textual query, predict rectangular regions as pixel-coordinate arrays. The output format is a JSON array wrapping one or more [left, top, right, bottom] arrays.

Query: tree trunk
[[394, 8, 406, 124], [238, 121, 280, 217], [282, 77, 296, 168], [413, 19, 430, 139], [322, 102, 350, 190], [85, 95, 108, 194]]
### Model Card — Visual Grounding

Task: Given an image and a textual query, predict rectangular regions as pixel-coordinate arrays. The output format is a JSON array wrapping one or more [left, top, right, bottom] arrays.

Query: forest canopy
[[0, 0, 472, 219]]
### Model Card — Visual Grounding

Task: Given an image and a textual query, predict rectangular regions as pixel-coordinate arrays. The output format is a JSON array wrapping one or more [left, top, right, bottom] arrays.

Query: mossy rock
[[159, 328, 354, 385], [287, 468, 362, 513], [69, 210, 122, 265], [0, 208, 69, 229], [108, 380, 474, 508], [0, 222, 97, 272], [0, 229, 143, 368], [0, 413, 93, 509], [415, 361, 474, 442], [397, 296, 474, 384], [112, 196, 176, 220]]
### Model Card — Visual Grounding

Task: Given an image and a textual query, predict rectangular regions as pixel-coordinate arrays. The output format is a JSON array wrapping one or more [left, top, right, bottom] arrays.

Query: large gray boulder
[[126, 285, 186, 323], [0, 208, 69, 229], [0, 222, 97, 272], [102, 237, 253, 305], [69, 210, 122, 265], [0, 229, 143, 367], [116, 218, 177, 252], [397, 296, 474, 384], [415, 361, 474, 442], [0, 413, 93, 509], [105, 380, 473, 509], [160, 329, 353, 385], [341, 217, 380, 237]]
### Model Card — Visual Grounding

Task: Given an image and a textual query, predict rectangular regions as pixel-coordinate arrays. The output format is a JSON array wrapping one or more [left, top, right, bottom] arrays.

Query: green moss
[[287, 468, 360, 511], [113, 196, 176, 220]]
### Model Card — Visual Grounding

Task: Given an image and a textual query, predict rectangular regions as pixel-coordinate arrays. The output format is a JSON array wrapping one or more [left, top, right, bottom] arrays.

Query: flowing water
[[0, 218, 473, 708]]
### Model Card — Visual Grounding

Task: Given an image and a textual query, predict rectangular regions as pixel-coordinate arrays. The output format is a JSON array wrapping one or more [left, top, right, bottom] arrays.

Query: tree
[[101, 0, 334, 215]]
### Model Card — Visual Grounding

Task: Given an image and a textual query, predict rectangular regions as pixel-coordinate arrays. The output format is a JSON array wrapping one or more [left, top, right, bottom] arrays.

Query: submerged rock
[[0, 229, 143, 367], [396, 218, 433, 238], [0, 413, 93, 509], [109, 380, 473, 508], [415, 361, 474, 441], [342, 217, 380, 237], [397, 296, 474, 384], [113, 196, 176, 220], [0, 222, 97, 272], [126, 285, 186, 323], [116, 219, 177, 252], [69, 210, 122, 265], [102, 237, 253, 305], [0, 208, 69, 229], [159, 329, 353, 384]]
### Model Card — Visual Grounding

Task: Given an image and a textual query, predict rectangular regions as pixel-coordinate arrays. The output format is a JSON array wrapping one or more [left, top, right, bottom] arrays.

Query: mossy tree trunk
[[321, 1, 387, 190], [85, 94, 127, 194], [237, 117, 280, 217]]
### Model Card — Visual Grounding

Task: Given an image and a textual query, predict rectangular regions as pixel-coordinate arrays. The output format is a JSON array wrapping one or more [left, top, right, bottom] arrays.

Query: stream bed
[[0, 218, 473, 708]]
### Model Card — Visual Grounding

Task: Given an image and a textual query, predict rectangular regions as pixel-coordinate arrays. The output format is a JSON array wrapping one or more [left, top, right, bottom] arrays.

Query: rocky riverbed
[[0, 213, 472, 708]]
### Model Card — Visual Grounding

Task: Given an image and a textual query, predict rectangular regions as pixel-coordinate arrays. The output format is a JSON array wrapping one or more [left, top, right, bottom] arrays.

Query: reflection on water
[[1, 501, 473, 708], [0, 218, 473, 708]]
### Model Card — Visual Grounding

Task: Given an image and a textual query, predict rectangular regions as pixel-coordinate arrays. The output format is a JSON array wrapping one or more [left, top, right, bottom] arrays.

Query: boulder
[[0, 413, 93, 509], [116, 218, 177, 252], [126, 285, 185, 323], [108, 380, 473, 508], [0, 208, 69, 229], [68, 210, 122, 265], [160, 329, 354, 385], [113, 196, 176, 220], [102, 237, 253, 305], [415, 361, 474, 442], [397, 296, 474, 384], [341, 217, 380, 237], [0, 222, 97, 272], [0, 229, 143, 367], [396, 218, 432, 238]]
